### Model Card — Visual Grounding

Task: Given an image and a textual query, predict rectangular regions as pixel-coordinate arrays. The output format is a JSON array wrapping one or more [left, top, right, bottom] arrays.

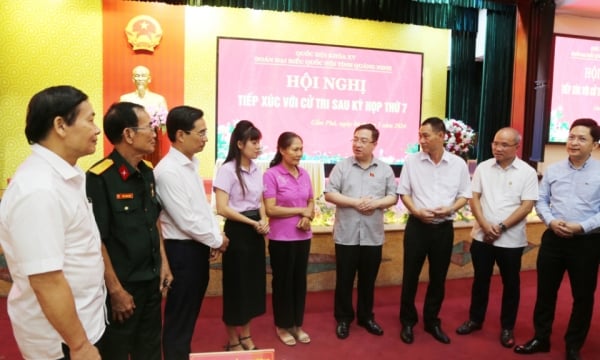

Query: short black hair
[[103, 102, 145, 145], [166, 106, 204, 142], [421, 117, 446, 134], [570, 118, 600, 142], [354, 123, 380, 142], [25, 85, 88, 144]]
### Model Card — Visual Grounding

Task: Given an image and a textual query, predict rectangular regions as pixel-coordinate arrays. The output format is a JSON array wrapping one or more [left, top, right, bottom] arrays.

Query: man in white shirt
[[397, 117, 471, 345], [0, 86, 105, 360], [455, 128, 538, 348], [155, 105, 229, 360]]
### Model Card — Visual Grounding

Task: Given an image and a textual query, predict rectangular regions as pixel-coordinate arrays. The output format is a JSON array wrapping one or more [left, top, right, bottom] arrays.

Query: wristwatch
[[499, 222, 507, 232]]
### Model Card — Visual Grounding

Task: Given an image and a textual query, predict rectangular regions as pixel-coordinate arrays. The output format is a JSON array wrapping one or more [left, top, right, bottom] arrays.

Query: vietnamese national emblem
[[125, 15, 163, 52]]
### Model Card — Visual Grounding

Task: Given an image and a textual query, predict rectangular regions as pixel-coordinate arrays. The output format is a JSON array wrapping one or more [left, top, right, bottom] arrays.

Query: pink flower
[[146, 105, 168, 130]]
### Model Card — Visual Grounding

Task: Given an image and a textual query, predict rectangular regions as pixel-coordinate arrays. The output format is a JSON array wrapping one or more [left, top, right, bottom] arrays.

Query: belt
[[241, 209, 260, 218], [409, 215, 452, 228]]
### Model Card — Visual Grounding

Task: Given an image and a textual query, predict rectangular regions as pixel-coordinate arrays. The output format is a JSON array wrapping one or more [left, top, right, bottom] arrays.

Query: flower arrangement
[[443, 118, 476, 157], [146, 105, 168, 132]]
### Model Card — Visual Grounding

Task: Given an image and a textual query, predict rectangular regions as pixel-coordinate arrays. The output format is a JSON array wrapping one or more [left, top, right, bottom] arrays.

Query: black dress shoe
[[357, 319, 384, 336], [425, 325, 451, 344], [500, 329, 515, 348], [400, 325, 414, 344], [514, 338, 550, 354], [336, 321, 349, 339], [566, 348, 582, 360], [456, 320, 482, 335]]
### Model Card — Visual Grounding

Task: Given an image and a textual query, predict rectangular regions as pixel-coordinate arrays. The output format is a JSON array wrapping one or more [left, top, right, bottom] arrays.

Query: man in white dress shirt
[[0, 86, 105, 360], [455, 128, 538, 348], [155, 105, 229, 360], [397, 116, 471, 345]]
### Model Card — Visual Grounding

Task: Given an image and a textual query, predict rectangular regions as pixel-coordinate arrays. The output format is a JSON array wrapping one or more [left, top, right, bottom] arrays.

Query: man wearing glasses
[[455, 128, 538, 348], [154, 106, 229, 360], [86, 102, 173, 359], [324, 123, 398, 340]]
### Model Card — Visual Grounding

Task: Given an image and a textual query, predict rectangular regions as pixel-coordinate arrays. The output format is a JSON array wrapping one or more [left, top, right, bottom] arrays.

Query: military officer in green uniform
[[86, 101, 172, 360]]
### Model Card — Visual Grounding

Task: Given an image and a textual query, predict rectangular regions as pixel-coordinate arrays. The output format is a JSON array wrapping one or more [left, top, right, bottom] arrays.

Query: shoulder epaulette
[[88, 159, 114, 175], [142, 159, 154, 169]]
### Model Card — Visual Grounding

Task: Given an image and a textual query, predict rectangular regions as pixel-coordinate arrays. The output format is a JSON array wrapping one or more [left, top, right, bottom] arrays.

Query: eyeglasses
[[351, 137, 374, 145], [129, 124, 157, 132], [491, 142, 518, 149], [567, 135, 592, 144], [184, 129, 208, 138]]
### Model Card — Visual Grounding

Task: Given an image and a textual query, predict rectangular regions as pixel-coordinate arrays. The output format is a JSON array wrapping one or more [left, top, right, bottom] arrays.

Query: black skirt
[[221, 212, 266, 325]]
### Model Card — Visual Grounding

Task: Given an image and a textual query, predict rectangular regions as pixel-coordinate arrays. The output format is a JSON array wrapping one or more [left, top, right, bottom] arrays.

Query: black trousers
[[334, 243, 382, 323], [162, 240, 211, 360], [97, 278, 162, 360], [268, 239, 311, 328], [533, 229, 600, 351], [468, 240, 524, 329], [400, 216, 453, 327]]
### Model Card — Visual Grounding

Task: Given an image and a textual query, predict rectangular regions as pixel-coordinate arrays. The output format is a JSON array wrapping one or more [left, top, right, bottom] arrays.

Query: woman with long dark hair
[[213, 120, 269, 351], [263, 132, 314, 346]]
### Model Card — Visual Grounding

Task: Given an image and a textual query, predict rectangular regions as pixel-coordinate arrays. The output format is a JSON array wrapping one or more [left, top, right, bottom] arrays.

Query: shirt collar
[[273, 163, 302, 176], [238, 160, 258, 174], [109, 149, 150, 176], [169, 147, 199, 171], [494, 157, 519, 170], [568, 155, 592, 170], [417, 150, 450, 164], [31, 143, 83, 181], [351, 156, 378, 169]]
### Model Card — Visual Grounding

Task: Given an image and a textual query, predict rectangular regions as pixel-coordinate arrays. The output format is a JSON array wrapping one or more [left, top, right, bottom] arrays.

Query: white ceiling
[[555, 0, 600, 18]]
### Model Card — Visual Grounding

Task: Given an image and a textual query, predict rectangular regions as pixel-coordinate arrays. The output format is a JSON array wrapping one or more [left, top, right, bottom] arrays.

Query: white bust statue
[[120, 65, 167, 110]]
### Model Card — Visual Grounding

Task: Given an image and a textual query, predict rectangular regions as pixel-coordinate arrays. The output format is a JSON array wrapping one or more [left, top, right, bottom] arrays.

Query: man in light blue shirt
[[515, 118, 600, 360]]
